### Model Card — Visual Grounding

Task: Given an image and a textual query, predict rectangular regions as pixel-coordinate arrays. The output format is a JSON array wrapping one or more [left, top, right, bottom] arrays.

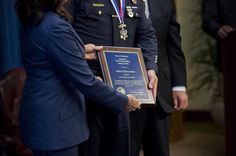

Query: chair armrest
[[0, 135, 14, 147], [0, 135, 15, 155]]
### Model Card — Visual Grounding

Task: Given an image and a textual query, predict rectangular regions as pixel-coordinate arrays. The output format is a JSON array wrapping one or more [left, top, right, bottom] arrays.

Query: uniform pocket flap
[[83, 3, 112, 16]]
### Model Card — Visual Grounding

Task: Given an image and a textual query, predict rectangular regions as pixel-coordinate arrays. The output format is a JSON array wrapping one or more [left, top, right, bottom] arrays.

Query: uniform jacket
[[67, 0, 158, 73], [20, 12, 128, 150], [148, 0, 187, 113]]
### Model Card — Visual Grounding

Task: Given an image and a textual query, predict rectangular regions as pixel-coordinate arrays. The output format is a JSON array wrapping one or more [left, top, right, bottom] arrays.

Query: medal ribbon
[[110, 0, 126, 24]]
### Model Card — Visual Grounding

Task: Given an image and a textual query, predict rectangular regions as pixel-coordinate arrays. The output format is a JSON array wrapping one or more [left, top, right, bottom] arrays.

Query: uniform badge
[[128, 11, 134, 18], [126, 6, 139, 18], [92, 3, 105, 7], [131, 0, 137, 4], [126, 7, 134, 18]]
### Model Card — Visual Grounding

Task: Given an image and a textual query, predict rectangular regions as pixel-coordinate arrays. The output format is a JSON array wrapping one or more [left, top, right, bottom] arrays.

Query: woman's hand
[[125, 95, 141, 112], [84, 44, 103, 60]]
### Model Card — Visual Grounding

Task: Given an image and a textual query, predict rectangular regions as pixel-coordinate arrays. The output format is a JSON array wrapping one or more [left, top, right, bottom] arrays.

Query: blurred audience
[[202, 0, 236, 155]]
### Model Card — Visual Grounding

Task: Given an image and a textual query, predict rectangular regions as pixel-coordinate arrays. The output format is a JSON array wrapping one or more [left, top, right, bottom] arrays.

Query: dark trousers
[[130, 106, 170, 156], [33, 146, 78, 156], [79, 103, 130, 156]]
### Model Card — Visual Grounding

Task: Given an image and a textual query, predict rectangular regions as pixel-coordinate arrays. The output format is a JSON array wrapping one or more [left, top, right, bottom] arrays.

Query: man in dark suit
[[67, 0, 158, 156], [202, 0, 236, 40], [130, 0, 188, 156], [202, 1, 236, 155]]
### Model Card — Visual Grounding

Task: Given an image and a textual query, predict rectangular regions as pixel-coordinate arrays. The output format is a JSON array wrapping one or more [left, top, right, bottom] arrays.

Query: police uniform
[[67, 0, 158, 156]]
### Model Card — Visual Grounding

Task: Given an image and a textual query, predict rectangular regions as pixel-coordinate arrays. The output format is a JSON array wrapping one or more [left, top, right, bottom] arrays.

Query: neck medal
[[111, 0, 128, 40]]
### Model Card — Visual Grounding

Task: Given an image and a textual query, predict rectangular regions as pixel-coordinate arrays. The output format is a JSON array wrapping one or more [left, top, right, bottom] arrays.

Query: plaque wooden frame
[[98, 46, 155, 105]]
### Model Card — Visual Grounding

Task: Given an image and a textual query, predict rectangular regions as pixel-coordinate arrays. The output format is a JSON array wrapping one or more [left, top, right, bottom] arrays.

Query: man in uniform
[[67, 0, 158, 156], [130, 0, 188, 156]]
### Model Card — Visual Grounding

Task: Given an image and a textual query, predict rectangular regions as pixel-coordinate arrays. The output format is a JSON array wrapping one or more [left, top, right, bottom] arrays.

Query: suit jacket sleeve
[[135, 2, 158, 72], [167, 3, 187, 87], [47, 21, 128, 113], [202, 0, 221, 39]]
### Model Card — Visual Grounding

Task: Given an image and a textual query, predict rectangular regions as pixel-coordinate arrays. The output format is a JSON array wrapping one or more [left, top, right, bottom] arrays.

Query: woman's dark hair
[[16, 0, 70, 29]]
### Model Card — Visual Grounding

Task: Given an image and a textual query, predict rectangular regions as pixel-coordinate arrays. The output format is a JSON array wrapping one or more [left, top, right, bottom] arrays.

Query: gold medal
[[119, 23, 128, 40], [118, 23, 127, 29], [110, 0, 128, 40], [120, 28, 128, 40], [131, 0, 137, 4]]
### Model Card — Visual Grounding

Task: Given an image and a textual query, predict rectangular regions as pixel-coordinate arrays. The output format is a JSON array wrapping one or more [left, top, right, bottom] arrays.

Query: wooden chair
[[0, 68, 32, 156]]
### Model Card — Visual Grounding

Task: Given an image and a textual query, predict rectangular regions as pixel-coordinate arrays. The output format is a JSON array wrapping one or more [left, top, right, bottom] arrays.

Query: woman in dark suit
[[15, 0, 140, 155]]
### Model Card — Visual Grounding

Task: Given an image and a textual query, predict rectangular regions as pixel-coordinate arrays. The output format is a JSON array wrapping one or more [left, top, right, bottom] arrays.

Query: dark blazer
[[20, 12, 128, 151], [148, 0, 187, 113], [202, 0, 236, 39]]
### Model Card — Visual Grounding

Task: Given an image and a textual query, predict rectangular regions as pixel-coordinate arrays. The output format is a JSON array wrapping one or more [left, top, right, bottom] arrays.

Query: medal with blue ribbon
[[110, 0, 128, 40]]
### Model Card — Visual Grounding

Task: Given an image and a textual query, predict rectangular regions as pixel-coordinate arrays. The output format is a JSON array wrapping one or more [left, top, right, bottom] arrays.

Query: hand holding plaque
[[98, 46, 155, 106], [125, 94, 141, 112], [84, 44, 103, 60]]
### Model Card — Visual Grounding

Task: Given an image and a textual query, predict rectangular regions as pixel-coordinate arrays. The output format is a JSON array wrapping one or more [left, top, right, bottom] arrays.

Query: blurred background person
[[15, 0, 140, 155], [130, 0, 188, 156], [202, 0, 236, 155], [202, 0, 235, 40]]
